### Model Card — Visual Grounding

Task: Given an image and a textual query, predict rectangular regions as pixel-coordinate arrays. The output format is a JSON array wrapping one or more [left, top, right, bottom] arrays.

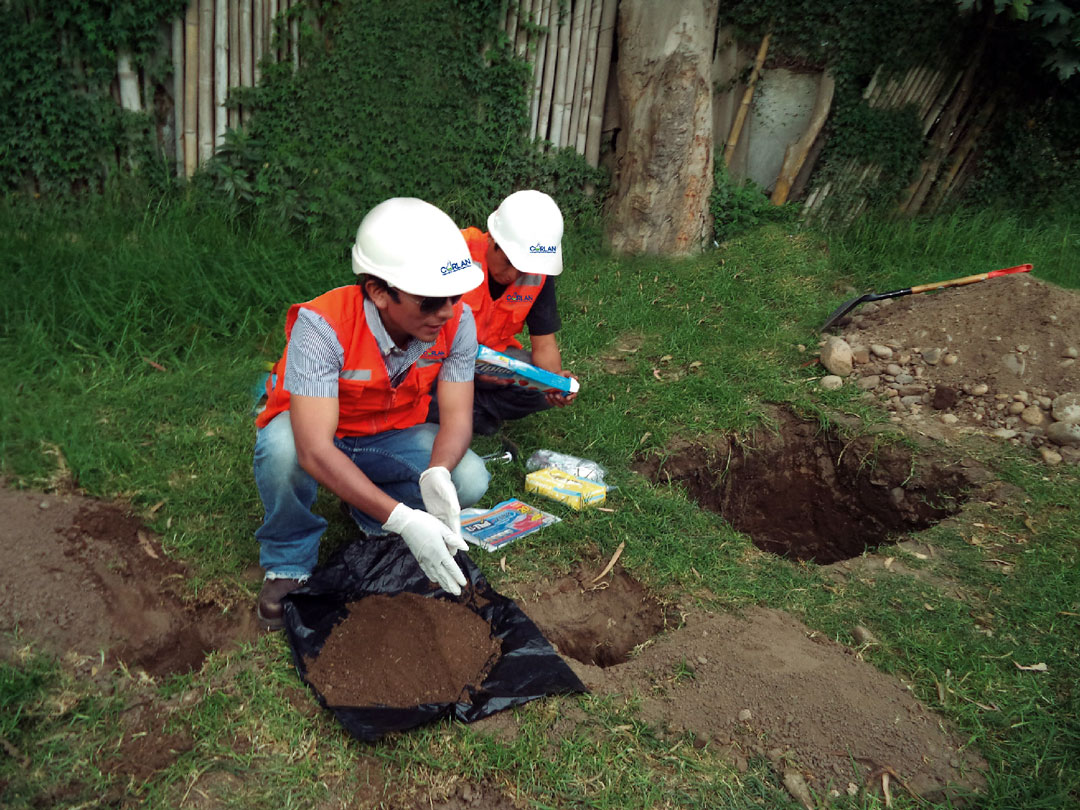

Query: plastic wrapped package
[[525, 449, 608, 485]]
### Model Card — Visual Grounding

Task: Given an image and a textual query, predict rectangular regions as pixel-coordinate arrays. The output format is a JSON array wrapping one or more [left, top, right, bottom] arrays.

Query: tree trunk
[[607, 0, 719, 255]]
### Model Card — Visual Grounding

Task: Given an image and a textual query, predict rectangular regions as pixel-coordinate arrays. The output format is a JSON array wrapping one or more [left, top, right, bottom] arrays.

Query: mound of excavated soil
[[0, 486, 256, 677], [827, 274, 1080, 462]]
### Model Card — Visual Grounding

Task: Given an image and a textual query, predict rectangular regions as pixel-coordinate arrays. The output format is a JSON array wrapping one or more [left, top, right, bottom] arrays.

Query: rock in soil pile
[[821, 274, 1080, 465], [303, 592, 502, 707]]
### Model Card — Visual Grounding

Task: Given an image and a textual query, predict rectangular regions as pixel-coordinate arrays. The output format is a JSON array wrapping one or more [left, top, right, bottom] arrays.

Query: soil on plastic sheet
[[303, 591, 502, 707], [0, 485, 258, 675]]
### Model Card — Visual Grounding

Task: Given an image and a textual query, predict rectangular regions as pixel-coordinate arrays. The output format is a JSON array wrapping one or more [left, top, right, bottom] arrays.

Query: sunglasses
[[396, 290, 463, 314]]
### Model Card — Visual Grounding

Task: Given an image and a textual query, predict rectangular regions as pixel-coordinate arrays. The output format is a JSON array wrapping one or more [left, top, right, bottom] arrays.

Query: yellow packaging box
[[524, 467, 606, 510]]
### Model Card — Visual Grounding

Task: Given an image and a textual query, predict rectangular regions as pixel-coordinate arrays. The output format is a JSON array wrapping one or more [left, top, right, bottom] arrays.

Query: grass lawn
[[1, 196, 1077, 809]]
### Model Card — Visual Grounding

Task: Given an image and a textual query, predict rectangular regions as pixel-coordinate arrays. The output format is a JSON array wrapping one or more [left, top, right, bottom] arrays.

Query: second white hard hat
[[487, 190, 564, 276], [351, 198, 483, 296]]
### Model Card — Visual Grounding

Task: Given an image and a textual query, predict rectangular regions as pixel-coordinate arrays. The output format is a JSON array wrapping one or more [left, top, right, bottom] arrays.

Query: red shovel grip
[[986, 263, 1033, 278]]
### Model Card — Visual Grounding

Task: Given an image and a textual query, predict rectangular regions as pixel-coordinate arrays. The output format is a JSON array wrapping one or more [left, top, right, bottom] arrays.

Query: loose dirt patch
[[635, 408, 974, 563], [303, 592, 502, 707], [571, 605, 985, 803], [0, 485, 257, 676]]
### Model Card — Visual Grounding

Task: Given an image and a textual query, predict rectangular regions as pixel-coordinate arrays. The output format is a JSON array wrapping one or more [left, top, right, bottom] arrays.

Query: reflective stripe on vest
[[460, 227, 545, 352], [254, 285, 461, 437]]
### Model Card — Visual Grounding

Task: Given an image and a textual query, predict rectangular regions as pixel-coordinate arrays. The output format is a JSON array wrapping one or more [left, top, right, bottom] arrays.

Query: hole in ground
[[517, 566, 669, 667], [637, 409, 971, 564]]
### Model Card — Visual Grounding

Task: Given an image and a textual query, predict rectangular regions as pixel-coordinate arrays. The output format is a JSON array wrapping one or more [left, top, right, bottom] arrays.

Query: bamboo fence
[[120, 1, 302, 178], [801, 48, 992, 224], [506, 0, 617, 168], [79, 0, 1000, 218]]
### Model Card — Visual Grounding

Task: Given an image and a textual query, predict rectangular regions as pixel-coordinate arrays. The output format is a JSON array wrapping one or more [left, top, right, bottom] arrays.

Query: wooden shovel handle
[[910, 263, 1032, 295]]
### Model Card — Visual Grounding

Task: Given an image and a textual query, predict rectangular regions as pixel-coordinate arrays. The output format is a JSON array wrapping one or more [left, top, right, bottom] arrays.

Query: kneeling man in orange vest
[[253, 198, 490, 629], [429, 189, 577, 435]]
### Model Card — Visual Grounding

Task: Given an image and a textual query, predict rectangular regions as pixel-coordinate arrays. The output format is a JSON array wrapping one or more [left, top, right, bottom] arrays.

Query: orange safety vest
[[255, 285, 462, 437], [460, 227, 546, 352]]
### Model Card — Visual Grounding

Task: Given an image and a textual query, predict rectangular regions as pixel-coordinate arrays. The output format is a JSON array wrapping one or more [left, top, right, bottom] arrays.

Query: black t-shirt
[[487, 275, 561, 337]]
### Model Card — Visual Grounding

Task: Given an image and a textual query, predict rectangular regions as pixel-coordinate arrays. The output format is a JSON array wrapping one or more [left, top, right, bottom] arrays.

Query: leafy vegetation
[[200, 0, 604, 240], [0, 0, 185, 193], [1, 196, 1078, 808]]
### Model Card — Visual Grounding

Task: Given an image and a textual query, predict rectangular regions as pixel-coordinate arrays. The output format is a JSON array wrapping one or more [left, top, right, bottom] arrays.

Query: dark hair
[[358, 274, 400, 303]]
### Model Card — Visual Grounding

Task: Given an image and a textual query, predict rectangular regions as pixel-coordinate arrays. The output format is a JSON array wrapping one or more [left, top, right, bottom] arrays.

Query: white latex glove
[[383, 503, 468, 595], [419, 466, 463, 538]]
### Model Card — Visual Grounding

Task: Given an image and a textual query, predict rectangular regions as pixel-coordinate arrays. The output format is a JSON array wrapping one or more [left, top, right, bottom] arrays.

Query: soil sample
[[303, 592, 501, 707]]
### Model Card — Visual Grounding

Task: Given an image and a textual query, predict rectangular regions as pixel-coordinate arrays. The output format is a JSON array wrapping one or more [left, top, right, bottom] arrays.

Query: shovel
[[821, 263, 1032, 332]]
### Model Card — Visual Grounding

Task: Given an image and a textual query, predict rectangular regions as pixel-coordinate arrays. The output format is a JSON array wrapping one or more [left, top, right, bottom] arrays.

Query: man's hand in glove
[[382, 502, 468, 595], [419, 466, 461, 537]]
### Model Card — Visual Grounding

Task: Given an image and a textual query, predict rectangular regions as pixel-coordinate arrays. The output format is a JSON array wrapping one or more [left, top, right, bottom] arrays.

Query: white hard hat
[[487, 190, 564, 276], [351, 198, 483, 296]]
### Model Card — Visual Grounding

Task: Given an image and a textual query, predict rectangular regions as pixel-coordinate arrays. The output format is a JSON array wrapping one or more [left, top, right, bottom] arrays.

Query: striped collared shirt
[[283, 296, 476, 397]]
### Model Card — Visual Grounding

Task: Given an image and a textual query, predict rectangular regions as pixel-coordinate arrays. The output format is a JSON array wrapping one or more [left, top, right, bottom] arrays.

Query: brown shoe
[[257, 577, 303, 631]]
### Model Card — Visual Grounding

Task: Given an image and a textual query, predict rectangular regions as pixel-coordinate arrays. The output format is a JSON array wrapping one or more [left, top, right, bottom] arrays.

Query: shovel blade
[[821, 294, 870, 331]]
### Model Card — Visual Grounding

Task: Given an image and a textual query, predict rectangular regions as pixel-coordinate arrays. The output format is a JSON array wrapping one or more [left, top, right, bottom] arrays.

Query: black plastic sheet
[[282, 537, 587, 742]]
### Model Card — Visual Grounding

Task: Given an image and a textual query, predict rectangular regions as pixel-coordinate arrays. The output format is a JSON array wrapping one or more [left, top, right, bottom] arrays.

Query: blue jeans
[[253, 412, 490, 579]]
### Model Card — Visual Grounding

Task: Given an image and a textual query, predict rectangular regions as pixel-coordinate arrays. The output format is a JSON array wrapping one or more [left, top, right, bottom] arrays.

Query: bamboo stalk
[[771, 71, 834, 205], [584, 0, 615, 167], [199, 0, 214, 162], [505, 0, 519, 44], [862, 64, 881, 102], [290, 0, 299, 70], [215, 0, 228, 147], [922, 68, 963, 136], [523, 0, 542, 61], [529, 0, 552, 140], [268, 0, 278, 62], [537, 0, 559, 142], [229, 0, 240, 129], [902, 51, 981, 216], [117, 51, 142, 111], [893, 66, 919, 108], [253, 0, 263, 82], [184, 1, 199, 176], [172, 16, 184, 177], [514, 0, 532, 58], [240, 0, 252, 122], [573, 0, 602, 154], [917, 68, 946, 119], [549, 2, 571, 148], [724, 30, 771, 167], [562, 0, 587, 149], [906, 65, 932, 109]]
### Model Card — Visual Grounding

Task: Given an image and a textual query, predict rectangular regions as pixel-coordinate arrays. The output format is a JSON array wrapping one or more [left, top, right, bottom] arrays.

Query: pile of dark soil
[[303, 592, 501, 707]]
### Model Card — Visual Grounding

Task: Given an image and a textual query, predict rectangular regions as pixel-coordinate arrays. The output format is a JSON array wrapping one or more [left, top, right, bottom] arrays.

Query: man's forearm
[[296, 443, 398, 524]]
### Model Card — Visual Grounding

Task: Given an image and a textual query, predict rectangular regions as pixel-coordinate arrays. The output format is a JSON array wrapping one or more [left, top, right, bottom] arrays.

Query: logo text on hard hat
[[529, 244, 558, 254], [440, 256, 473, 276]]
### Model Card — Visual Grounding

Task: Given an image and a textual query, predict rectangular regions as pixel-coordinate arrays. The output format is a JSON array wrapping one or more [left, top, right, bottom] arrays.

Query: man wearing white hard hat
[[252, 198, 489, 629], [429, 189, 576, 435]]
